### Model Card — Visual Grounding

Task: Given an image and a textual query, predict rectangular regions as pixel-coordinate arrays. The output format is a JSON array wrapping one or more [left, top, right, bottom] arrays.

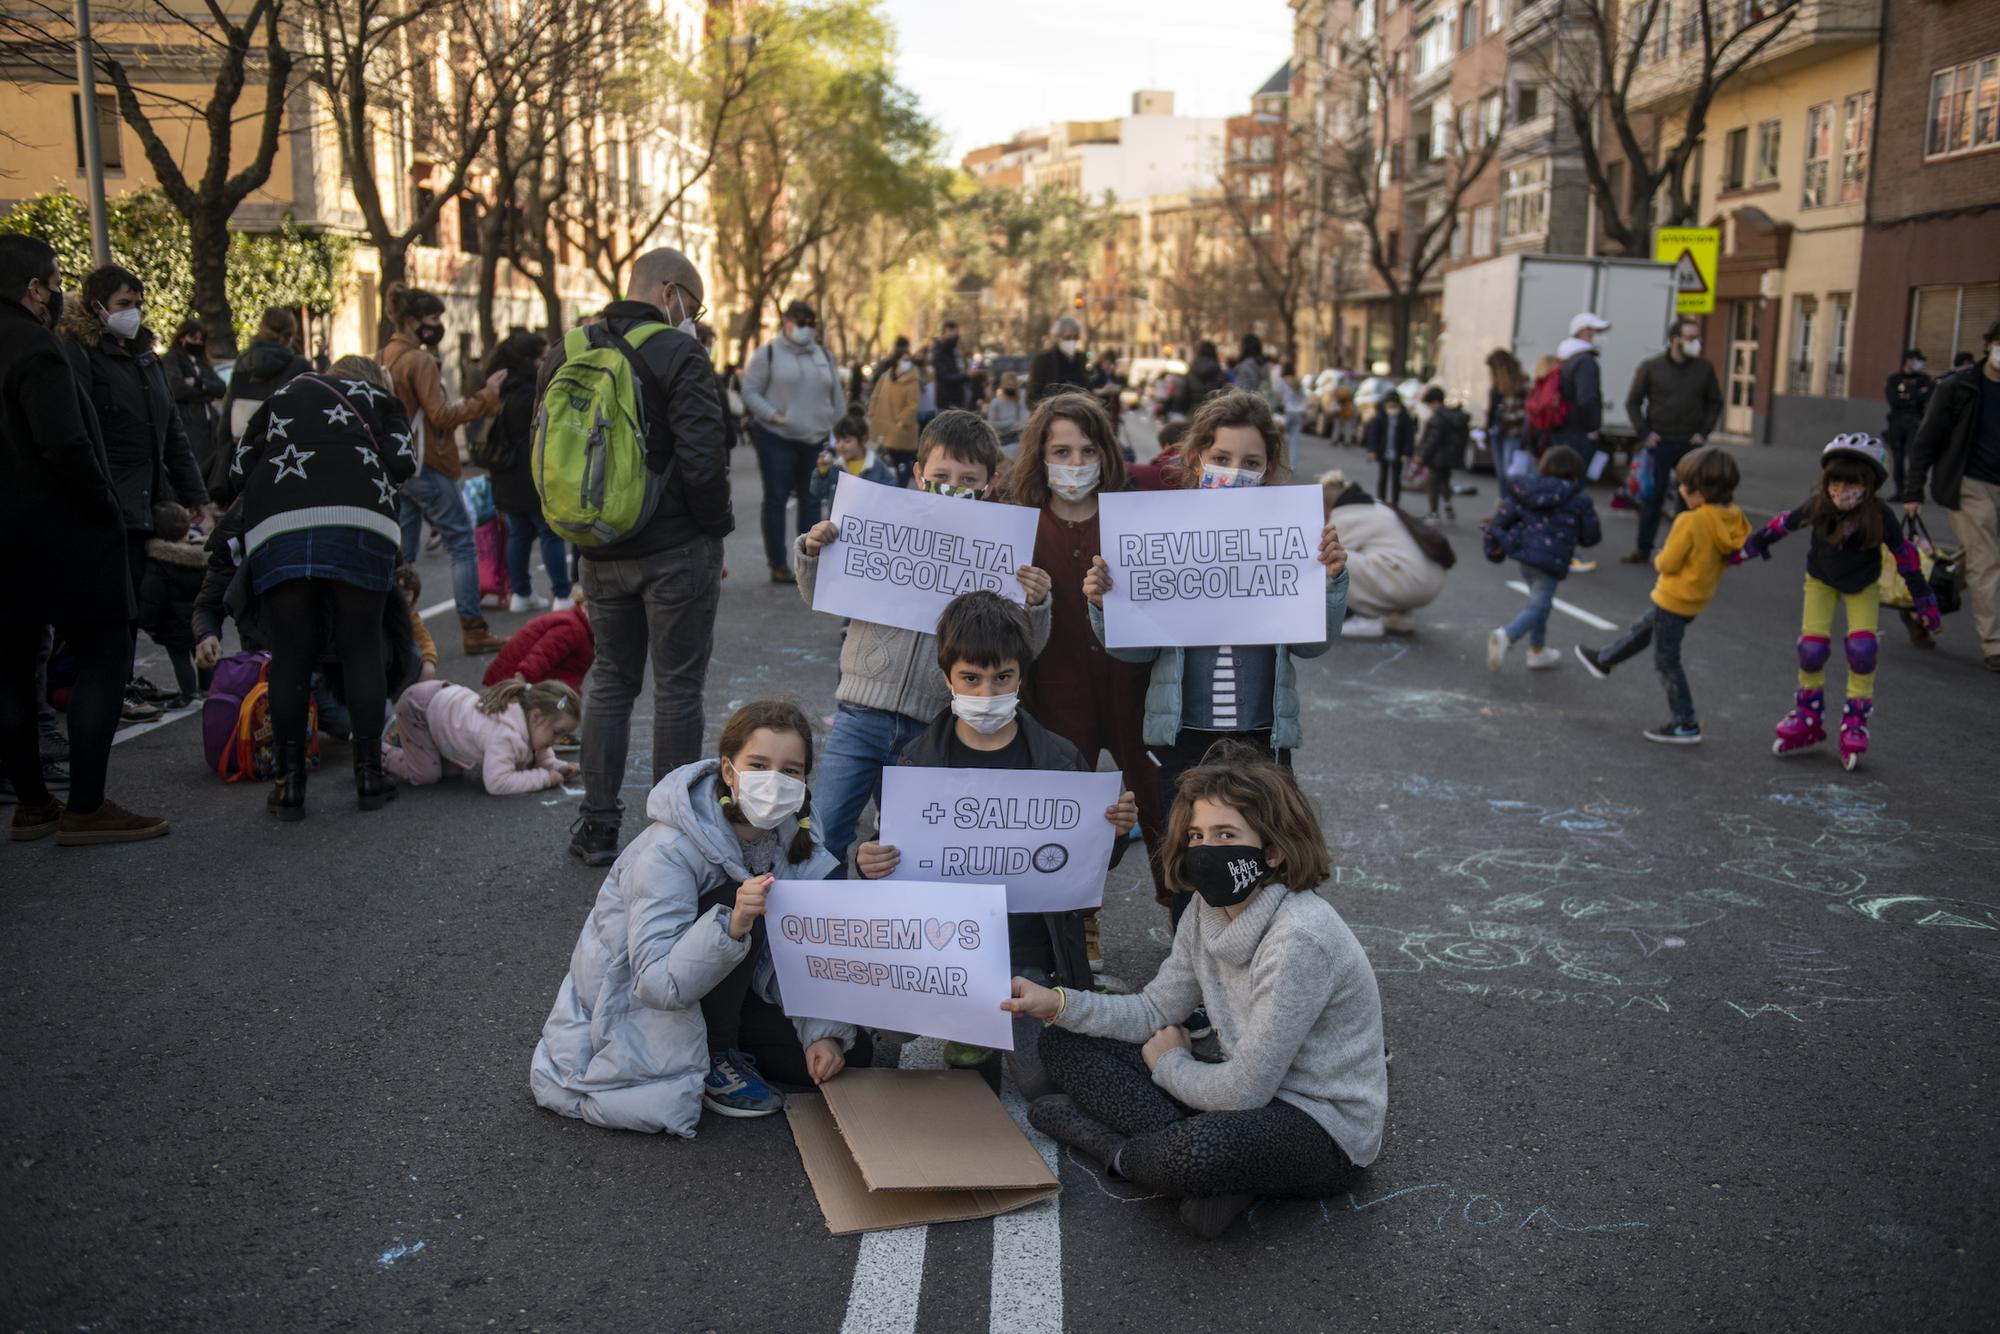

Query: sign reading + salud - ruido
[[810, 470, 1041, 636], [878, 767, 1124, 913], [1097, 485, 1326, 649]]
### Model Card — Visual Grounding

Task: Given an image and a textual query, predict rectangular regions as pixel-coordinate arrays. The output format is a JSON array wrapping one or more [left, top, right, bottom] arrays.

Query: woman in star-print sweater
[[220, 354, 416, 820]]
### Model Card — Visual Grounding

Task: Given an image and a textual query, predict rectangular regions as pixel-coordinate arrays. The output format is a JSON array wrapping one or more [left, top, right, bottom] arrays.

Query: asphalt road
[[4, 433, 1997, 1333]]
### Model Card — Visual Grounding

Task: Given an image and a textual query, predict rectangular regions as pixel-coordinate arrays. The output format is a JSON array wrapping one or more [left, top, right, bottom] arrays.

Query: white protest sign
[[767, 878, 1015, 1051], [878, 767, 1123, 913], [810, 471, 1040, 636], [1097, 485, 1326, 649]]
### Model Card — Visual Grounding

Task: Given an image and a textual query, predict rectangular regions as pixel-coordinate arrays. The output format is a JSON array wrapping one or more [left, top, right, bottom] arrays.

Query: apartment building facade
[[1852, 0, 2000, 396]]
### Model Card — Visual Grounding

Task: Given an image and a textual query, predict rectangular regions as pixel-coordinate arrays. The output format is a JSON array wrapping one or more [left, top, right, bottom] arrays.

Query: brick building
[[1853, 0, 2000, 394]]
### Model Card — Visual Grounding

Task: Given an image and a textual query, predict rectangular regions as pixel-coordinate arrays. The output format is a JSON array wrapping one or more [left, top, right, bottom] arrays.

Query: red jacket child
[[483, 606, 594, 692]]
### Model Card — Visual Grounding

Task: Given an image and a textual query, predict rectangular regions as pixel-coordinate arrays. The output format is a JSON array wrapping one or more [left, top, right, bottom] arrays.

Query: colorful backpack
[[533, 321, 682, 548], [1525, 364, 1570, 433], [201, 650, 318, 782]]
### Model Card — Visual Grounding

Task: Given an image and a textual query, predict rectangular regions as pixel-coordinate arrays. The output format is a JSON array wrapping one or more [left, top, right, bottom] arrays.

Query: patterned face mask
[[920, 478, 982, 499]]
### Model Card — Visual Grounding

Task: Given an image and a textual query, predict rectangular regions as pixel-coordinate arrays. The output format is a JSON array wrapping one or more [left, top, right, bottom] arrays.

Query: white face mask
[[1201, 463, 1261, 489], [102, 307, 143, 339], [789, 325, 816, 348], [950, 690, 1018, 735], [1047, 460, 1100, 501], [1911, 360, 1926, 372], [1989, 346, 2000, 371], [728, 765, 808, 830], [898, 358, 913, 374], [1681, 337, 1702, 358], [1058, 338, 1079, 356]]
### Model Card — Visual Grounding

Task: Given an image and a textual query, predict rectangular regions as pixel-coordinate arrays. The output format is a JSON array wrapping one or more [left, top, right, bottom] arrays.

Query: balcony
[[1501, 110, 1558, 158], [1625, 0, 1882, 114]]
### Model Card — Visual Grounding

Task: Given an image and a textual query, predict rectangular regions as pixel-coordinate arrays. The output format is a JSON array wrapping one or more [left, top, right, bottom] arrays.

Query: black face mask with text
[[1182, 845, 1273, 908]]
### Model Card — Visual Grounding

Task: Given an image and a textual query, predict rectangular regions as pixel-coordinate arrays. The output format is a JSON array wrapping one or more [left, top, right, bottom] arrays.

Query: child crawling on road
[[1003, 744, 1386, 1240], [381, 676, 580, 793]]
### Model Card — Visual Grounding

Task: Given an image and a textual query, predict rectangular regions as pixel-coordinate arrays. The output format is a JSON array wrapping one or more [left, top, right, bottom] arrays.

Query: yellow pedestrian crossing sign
[[1655, 227, 1719, 315]]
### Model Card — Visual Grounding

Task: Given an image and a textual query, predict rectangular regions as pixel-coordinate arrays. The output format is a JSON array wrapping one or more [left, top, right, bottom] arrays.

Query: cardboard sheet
[[786, 1070, 1060, 1236]]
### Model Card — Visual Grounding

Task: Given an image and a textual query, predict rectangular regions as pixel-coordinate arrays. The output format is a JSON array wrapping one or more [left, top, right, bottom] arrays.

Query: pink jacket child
[[383, 678, 582, 794]]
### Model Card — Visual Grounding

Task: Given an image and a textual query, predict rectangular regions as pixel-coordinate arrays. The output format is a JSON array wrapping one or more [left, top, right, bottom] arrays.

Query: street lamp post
[[74, 0, 111, 265]]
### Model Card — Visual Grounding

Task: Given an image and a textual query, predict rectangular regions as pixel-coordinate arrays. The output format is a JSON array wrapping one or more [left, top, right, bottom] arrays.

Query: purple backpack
[[202, 652, 270, 775]]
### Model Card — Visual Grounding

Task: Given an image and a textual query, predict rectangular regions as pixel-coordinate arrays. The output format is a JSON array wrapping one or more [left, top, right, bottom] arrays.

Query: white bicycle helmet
[[1821, 432, 1889, 487]]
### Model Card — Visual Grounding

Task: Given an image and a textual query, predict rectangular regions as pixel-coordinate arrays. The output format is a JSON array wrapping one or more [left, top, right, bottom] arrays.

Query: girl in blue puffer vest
[[1483, 444, 1601, 671]]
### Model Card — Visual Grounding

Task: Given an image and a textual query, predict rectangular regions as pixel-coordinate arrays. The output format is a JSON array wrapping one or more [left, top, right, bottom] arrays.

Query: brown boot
[[10, 798, 63, 842], [55, 799, 170, 846], [461, 618, 509, 655]]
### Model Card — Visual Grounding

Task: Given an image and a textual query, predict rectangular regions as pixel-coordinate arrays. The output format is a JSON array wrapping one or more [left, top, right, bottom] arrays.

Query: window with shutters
[[71, 91, 122, 171], [1754, 119, 1782, 185], [1501, 159, 1549, 238], [1825, 294, 1850, 398], [1802, 103, 1832, 208], [1789, 296, 1817, 395], [1839, 92, 1871, 204], [1926, 53, 1999, 158], [1723, 127, 1748, 191], [1909, 284, 2000, 363]]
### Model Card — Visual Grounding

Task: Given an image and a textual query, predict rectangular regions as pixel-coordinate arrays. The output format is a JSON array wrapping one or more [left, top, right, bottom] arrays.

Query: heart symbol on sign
[[924, 917, 956, 951]]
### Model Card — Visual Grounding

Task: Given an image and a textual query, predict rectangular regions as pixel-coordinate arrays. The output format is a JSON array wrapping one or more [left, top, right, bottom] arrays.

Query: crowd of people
[[5, 230, 1997, 1241]]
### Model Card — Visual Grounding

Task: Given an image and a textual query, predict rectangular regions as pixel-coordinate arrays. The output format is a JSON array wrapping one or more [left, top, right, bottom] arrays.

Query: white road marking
[[107, 598, 462, 745], [109, 702, 204, 746], [838, 1037, 941, 1334], [1505, 581, 1619, 631], [992, 1083, 1063, 1334]]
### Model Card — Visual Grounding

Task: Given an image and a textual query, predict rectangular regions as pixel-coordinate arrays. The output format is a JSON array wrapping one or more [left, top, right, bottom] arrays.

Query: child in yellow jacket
[[1574, 446, 1750, 744]]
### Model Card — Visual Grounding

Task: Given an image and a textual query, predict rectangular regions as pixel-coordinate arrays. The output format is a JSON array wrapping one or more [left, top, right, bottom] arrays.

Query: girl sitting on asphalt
[[530, 699, 870, 1134], [1004, 745, 1386, 1240]]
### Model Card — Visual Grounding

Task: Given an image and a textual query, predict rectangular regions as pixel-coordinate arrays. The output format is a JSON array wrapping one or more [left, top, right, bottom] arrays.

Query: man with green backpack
[[532, 247, 733, 867]]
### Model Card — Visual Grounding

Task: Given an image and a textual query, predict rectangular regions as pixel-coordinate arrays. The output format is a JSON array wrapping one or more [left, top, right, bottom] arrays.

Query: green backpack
[[533, 321, 682, 547]]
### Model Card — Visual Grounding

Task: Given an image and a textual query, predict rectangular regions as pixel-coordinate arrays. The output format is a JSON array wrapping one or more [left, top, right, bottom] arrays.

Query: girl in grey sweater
[[1003, 747, 1387, 1238]]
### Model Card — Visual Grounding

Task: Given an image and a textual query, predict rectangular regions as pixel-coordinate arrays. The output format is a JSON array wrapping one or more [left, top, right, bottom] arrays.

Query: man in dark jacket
[[931, 319, 966, 411], [1029, 315, 1089, 404], [1623, 316, 1723, 561], [0, 236, 168, 844], [58, 264, 214, 708], [1883, 348, 1933, 498], [1557, 312, 1608, 469], [535, 246, 734, 864], [1904, 319, 2000, 671]]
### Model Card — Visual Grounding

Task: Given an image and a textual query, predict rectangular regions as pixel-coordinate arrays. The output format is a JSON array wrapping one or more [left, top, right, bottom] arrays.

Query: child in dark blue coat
[[1483, 445, 1601, 670]]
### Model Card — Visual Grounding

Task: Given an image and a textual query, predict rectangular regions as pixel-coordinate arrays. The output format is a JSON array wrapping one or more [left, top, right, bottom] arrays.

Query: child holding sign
[[1003, 746, 1386, 1240], [531, 700, 870, 1134], [1084, 391, 1349, 927], [794, 410, 1055, 874], [1007, 392, 1168, 960], [856, 591, 1137, 1084]]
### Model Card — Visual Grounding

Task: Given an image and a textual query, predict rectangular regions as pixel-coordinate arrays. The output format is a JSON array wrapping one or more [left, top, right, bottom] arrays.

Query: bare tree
[[298, 0, 528, 343], [1533, 0, 1800, 255], [1, 0, 296, 354], [1216, 132, 1331, 362], [1325, 43, 1500, 374]]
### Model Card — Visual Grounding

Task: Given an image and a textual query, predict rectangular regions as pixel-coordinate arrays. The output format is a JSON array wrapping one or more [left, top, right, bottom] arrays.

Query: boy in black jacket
[[857, 590, 1136, 1084], [1416, 386, 1470, 522]]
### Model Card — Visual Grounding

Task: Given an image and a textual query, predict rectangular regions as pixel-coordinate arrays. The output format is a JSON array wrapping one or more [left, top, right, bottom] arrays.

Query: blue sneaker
[[703, 1049, 785, 1118]]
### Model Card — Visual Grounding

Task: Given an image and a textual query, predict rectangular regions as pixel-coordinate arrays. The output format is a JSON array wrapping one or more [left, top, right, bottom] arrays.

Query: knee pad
[[1797, 635, 1832, 673], [1845, 631, 1879, 676]]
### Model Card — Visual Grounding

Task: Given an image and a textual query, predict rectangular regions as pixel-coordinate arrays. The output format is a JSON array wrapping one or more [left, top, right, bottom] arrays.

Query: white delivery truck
[[1438, 253, 1678, 459]]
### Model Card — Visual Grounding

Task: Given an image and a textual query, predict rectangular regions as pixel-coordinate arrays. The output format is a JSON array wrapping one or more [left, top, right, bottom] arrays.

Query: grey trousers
[[578, 535, 725, 825]]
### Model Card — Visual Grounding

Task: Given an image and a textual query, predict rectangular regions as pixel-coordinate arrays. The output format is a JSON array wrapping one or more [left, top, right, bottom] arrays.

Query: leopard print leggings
[[1039, 1027, 1358, 1199]]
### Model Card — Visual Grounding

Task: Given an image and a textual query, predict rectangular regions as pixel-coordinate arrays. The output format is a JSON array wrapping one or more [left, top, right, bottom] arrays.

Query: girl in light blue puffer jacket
[[530, 700, 869, 1135]]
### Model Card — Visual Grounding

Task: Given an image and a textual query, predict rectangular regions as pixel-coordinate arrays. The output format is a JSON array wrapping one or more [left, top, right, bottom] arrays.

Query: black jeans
[[1634, 438, 1693, 556], [258, 579, 389, 751], [1154, 728, 1284, 928], [2, 620, 128, 812], [1426, 466, 1453, 515], [1884, 412, 1920, 499], [578, 535, 725, 826], [696, 880, 877, 1085], [1373, 455, 1402, 506], [1599, 604, 1697, 727], [1039, 1028, 1357, 1199]]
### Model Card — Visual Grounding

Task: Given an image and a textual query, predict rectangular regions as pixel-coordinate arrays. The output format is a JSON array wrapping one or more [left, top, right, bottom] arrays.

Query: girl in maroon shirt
[[1006, 394, 1167, 944]]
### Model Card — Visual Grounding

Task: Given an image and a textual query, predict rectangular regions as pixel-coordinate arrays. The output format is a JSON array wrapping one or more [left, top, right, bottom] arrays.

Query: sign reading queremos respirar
[[809, 471, 1041, 636], [1097, 485, 1327, 648], [766, 878, 1015, 1050], [878, 767, 1124, 913]]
